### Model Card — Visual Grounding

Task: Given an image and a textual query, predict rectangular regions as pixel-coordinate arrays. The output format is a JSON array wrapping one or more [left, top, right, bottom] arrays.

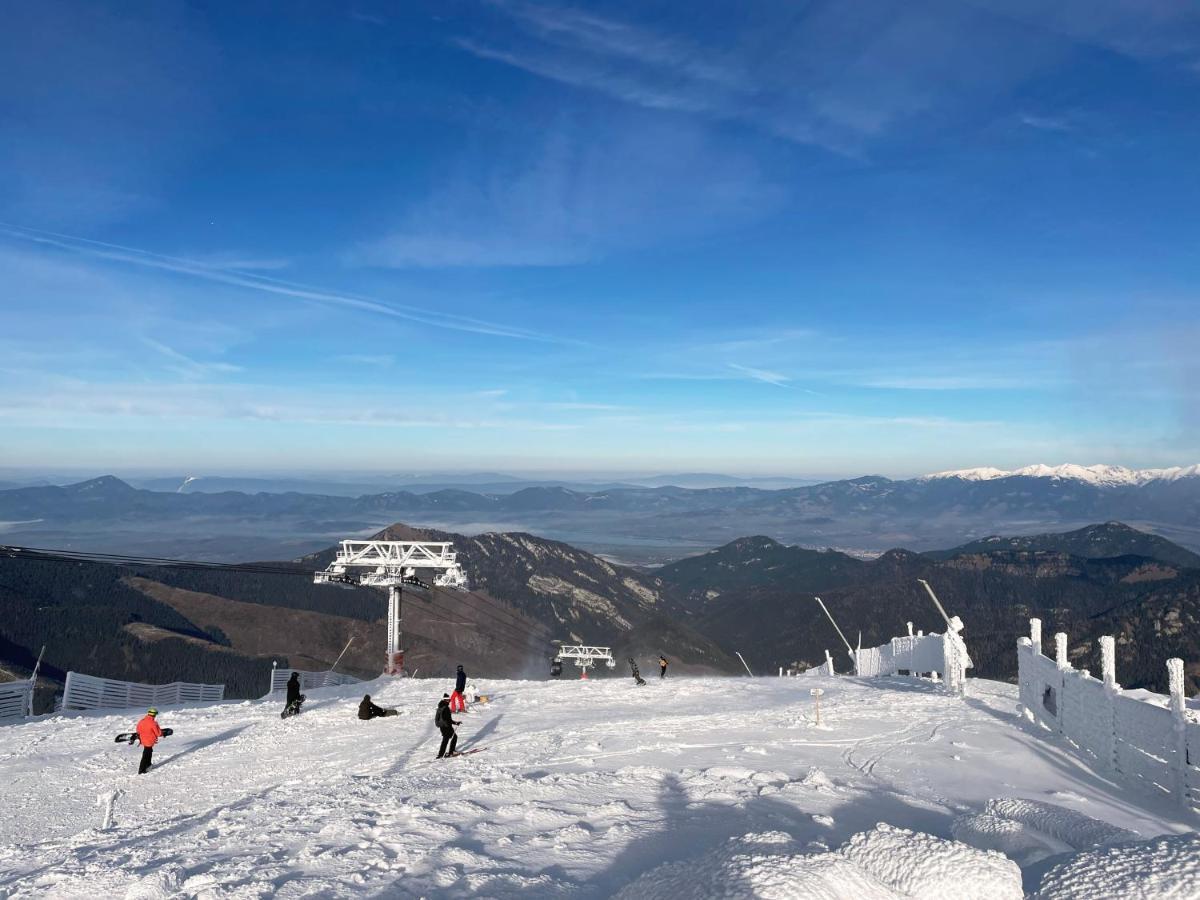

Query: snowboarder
[[629, 657, 646, 686], [135, 708, 162, 774], [358, 694, 397, 720], [282, 672, 305, 719], [449, 664, 467, 713], [659, 655, 668, 679], [435, 694, 462, 758]]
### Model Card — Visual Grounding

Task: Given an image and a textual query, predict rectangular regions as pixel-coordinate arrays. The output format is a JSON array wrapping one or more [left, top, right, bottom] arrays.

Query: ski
[[442, 747, 487, 759]]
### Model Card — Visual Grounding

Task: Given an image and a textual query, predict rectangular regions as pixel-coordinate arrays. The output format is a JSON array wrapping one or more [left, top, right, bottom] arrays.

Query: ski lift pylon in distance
[[556, 644, 615, 678]]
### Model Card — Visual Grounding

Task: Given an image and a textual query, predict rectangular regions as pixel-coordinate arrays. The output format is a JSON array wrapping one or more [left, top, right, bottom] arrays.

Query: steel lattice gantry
[[556, 644, 617, 679], [314, 540, 468, 675]]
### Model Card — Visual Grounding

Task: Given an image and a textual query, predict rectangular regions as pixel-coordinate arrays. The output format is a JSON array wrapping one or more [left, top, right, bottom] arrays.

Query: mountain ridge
[[4, 469, 1200, 565], [922, 463, 1200, 486]]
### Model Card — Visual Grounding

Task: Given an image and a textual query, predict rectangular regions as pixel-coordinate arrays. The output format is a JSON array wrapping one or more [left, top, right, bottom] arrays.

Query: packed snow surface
[[0, 676, 1194, 898], [921, 463, 1200, 486], [1033, 832, 1200, 899]]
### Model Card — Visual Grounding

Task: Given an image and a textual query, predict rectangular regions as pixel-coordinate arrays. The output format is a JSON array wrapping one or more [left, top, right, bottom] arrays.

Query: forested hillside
[[0, 556, 279, 710], [655, 526, 1200, 693], [0, 524, 738, 712]]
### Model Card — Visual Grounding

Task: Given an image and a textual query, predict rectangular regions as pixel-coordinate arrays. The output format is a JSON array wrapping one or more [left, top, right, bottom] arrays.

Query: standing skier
[[449, 664, 467, 713], [282, 672, 305, 718], [659, 655, 669, 679], [435, 693, 461, 758], [135, 707, 162, 774]]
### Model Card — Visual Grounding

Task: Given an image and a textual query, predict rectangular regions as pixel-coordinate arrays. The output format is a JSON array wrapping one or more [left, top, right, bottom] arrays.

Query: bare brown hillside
[[124, 575, 553, 680]]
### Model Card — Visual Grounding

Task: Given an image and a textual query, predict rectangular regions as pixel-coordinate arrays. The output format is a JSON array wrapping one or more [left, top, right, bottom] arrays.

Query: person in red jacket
[[135, 708, 163, 774]]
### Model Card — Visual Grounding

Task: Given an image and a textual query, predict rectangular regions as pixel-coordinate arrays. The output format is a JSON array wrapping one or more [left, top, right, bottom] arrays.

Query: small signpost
[[810, 688, 824, 726]]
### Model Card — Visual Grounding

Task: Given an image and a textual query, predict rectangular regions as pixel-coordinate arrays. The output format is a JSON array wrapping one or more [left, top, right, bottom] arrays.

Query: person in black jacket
[[435, 694, 461, 758], [282, 672, 305, 719], [358, 694, 397, 720], [449, 664, 467, 713], [659, 655, 668, 679]]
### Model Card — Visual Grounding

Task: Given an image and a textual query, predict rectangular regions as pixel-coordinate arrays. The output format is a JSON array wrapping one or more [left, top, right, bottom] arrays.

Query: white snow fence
[[268, 667, 361, 695], [0, 679, 34, 722], [1018, 618, 1200, 813], [853, 620, 972, 696], [61, 671, 224, 712]]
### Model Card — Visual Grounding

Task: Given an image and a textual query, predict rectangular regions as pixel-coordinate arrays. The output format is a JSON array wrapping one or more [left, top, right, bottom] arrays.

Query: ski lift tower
[[314, 540, 468, 675], [556, 644, 616, 679]]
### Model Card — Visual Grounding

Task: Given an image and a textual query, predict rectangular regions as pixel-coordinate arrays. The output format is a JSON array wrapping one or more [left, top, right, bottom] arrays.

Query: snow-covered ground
[[0, 675, 1196, 898]]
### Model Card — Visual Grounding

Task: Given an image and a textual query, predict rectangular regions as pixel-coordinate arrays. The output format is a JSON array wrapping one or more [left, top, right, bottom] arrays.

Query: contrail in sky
[[0, 222, 576, 345]]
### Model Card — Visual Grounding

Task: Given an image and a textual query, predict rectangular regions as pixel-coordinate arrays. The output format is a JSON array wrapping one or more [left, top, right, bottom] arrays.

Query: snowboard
[[629, 657, 646, 686], [281, 695, 307, 719], [114, 728, 173, 744], [360, 708, 398, 720]]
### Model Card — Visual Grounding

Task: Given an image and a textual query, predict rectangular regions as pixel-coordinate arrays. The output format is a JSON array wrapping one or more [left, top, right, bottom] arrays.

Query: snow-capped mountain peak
[[921, 463, 1200, 487], [921, 467, 1010, 482]]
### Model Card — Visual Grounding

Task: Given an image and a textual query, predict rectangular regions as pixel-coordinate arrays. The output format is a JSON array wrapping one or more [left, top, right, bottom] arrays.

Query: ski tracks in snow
[[0, 676, 1189, 897]]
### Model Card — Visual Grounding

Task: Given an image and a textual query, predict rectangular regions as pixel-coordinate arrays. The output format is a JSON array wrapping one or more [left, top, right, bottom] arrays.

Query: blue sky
[[2, 0, 1199, 478]]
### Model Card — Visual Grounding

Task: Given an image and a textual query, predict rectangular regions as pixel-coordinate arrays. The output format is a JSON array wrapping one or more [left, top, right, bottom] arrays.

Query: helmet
[[147, 708, 158, 716]]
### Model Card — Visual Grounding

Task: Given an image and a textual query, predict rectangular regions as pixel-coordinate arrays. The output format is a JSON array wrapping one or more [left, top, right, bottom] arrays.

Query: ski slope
[[0, 675, 1196, 898]]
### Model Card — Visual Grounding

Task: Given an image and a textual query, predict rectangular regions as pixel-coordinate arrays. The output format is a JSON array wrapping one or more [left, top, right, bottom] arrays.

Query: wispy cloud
[[0, 377, 585, 432], [0, 224, 576, 344], [704, 329, 820, 355], [333, 354, 396, 368], [728, 363, 790, 388], [450, 2, 941, 153], [183, 252, 293, 271], [854, 374, 1047, 391], [351, 120, 783, 267], [1019, 113, 1073, 132], [544, 401, 627, 411], [459, 0, 1200, 158], [143, 338, 242, 379]]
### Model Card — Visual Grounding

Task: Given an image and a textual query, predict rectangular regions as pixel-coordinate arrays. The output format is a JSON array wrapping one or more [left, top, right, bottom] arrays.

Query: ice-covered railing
[[853, 620, 972, 697], [1018, 618, 1199, 813], [778, 650, 837, 677], [0, 648, 43, 723], [268, 667, 361, 695], [61, 671, 224, 712], [0, 680, 33, 723]]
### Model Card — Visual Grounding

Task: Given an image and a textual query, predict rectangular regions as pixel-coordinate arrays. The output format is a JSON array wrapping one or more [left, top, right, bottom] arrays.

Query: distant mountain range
[[1, 471, 820, 498], [1, 464, 1198, 562], [922, 463, 1200, 487]]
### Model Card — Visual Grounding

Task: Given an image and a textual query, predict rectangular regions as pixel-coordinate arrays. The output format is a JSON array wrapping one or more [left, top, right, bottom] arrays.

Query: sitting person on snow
[[358, 694, 397, 720]]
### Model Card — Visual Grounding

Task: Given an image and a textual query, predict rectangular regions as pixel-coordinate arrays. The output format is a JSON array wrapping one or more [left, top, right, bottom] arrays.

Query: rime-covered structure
[[1017, 618, 1200, 812], [853, 619, 972, 697]]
